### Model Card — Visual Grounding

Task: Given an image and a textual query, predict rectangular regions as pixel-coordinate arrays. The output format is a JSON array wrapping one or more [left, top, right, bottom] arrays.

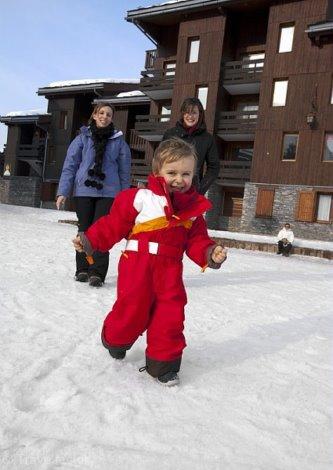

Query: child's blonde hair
[[152, 138, 197, 174]]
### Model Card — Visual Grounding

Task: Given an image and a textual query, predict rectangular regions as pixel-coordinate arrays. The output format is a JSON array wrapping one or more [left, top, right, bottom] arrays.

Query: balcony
[[145, 49, 158, 70], [216, 111, 257, 141], [222, 58, 264, 95], [139, 64, 176, 100], [17, 142, 45, 159], [131, 157, 151, 186], [129, 129, 150, 152], [217, 160, 251, 187], [135, 115, 170, 141], [16, 143, 45, 176]]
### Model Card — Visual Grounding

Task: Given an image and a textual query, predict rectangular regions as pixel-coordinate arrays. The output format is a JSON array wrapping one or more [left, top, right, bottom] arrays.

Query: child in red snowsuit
[[73, 138, 227, 386]]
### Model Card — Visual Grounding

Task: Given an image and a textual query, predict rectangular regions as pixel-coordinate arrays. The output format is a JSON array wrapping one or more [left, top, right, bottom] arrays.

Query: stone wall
[[0, 176, 41, 207], [241, 183, 333, 241]]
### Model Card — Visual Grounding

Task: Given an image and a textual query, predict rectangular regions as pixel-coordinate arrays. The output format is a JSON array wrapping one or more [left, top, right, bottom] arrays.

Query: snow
[[1, 204, 332, 470], [116, 90, 145, 98], [208, 229, 333, 251], [4, 109, 48, 117], [45, 78, 140, 88]]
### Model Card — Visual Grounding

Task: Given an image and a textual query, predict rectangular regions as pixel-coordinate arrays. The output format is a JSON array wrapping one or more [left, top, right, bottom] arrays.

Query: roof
[[126, 0, 271, 21], [0, 110, 51, 124], [126, 0, 272, 42], [305, 20, 333, 34], [38, 78, 140, 96], [94, 90, 150, 106]]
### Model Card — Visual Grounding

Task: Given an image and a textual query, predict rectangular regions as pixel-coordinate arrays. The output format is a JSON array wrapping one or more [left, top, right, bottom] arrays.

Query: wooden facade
[[251, 0, 333, 187], [126, 0, 333, 239]]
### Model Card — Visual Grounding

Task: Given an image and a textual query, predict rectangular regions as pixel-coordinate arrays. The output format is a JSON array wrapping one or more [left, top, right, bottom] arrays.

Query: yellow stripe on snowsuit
[[129, 215, 193, 237]]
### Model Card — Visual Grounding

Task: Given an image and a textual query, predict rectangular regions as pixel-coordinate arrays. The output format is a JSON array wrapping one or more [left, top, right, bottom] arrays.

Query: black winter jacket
[[163, 121, 220, 194]]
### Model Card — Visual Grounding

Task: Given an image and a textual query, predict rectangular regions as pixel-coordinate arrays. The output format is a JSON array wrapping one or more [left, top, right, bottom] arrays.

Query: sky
[[0, 0, 159, 151], [1, 203, 332, 469]]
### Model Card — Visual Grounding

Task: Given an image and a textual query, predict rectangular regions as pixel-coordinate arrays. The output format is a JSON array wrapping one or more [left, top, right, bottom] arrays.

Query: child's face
[[157, 156, 195, 193]]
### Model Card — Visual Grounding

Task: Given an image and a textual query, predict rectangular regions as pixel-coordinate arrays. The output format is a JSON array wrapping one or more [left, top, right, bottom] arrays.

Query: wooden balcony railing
[[217, 160, 252, 187], [223, 58, 264, 83], [135, 115, 170, 137], [140, 65, 176, 88], [17, 143, 45, 159], [131, 157, 150, 186], [217, 111, 258, 134], [145, 49, 158, 69], [129, 129, 150, 152]]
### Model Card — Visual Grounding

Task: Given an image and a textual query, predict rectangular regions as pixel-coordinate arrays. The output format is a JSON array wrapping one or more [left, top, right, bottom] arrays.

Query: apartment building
[[127, 0, 333, 240]]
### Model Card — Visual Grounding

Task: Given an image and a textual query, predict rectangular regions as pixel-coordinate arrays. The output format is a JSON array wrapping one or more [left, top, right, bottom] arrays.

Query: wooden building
[[36, 79, 141, 206], [126, 0, 333, 240], [0, 79, 145, 207]]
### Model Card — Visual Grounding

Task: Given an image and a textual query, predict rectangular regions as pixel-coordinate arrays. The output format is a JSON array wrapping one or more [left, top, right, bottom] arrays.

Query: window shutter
[[255, 188, 275, 217], [295, 191, 316, 222]]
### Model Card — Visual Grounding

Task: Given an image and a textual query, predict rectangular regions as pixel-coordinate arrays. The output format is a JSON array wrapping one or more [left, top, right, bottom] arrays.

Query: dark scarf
[[84, 121, 115, 190]]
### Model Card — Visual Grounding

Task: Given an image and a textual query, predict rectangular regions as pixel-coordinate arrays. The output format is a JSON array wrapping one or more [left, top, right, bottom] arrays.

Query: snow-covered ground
[[0, 204, 332, 470]]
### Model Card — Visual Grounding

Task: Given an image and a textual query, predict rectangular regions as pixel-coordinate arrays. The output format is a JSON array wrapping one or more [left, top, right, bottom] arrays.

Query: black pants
[[277, 240, 292, 255], [74, 197, 114, 281]]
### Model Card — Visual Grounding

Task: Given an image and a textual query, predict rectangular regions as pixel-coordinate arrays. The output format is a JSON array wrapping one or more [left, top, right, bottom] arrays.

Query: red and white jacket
[[83, 174, 219, 270]]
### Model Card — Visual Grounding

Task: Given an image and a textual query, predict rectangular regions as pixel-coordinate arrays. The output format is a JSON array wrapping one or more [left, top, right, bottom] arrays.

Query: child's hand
[[211, 245, 228, 263], [72, 235, 84, 252]]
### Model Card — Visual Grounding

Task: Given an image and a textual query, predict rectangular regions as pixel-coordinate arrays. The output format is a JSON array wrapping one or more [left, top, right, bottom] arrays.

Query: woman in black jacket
[[162, 97, 220, 194]]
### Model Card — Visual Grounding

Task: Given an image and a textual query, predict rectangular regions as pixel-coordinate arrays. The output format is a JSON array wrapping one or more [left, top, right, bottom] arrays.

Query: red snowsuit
[[84, 174, 217, 377]]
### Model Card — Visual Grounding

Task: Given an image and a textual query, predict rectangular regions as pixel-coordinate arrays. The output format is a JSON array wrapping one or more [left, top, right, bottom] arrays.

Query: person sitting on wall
[[3, 164, 11, 177], [277, 223, 294, 257]]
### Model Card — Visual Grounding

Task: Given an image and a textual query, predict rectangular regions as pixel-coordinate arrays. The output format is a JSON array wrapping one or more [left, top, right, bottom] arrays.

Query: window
[[316, 194, 332, 222], [255, 188, 275, 218], [272, 79, 288, 107], [187, 37, 200, 63], [233, 147, 253, 162], [160, 104, 171, 122], [237, 103, 259, 120], [164, 61, 176, 77], [282, 134, 298, 160], [278, 24, 295, 53], [196, 86, 208, 110], [295, 191, 316, 222], [296, 191, 333, 223], [222, 191, 243, 217], [323, 133, 333, 161], [242, 52, 265, 69], [59, 111, 68, 130]]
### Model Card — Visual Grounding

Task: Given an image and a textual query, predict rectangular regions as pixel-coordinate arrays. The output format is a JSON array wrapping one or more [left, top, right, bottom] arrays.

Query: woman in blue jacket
[[56, 102, 131, 287]]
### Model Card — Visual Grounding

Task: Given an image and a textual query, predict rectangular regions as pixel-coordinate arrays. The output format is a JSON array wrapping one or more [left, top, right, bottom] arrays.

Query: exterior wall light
[[306, 112, 317, 129]]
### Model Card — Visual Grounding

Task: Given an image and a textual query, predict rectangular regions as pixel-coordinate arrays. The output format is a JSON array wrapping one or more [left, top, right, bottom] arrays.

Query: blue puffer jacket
[[57, 126, 131, 198]]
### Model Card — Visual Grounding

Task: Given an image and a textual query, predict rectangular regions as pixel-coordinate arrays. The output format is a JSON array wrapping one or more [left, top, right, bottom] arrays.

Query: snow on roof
[[5, 109, 48, 117], [45, 78, 140, 88], [136, 0, 188, 8], [116, 90, 145, 98]]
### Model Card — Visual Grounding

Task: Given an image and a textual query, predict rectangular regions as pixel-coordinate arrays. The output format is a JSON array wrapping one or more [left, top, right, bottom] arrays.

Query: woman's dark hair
[[88, 102, 115, 125], [180, 97, 205, 128]]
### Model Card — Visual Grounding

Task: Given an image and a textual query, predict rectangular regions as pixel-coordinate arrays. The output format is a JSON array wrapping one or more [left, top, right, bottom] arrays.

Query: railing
[[17, 143, 45, 159], [140, 65, 176, 87], [217, 111, 258, 133], [131, 157, 150, 186], [135, 114, 170, 136], [223, 58, 264, 83], [129, 129, 149, 152], [145, 49, 158, 69], [217, 160, 251, 187]]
